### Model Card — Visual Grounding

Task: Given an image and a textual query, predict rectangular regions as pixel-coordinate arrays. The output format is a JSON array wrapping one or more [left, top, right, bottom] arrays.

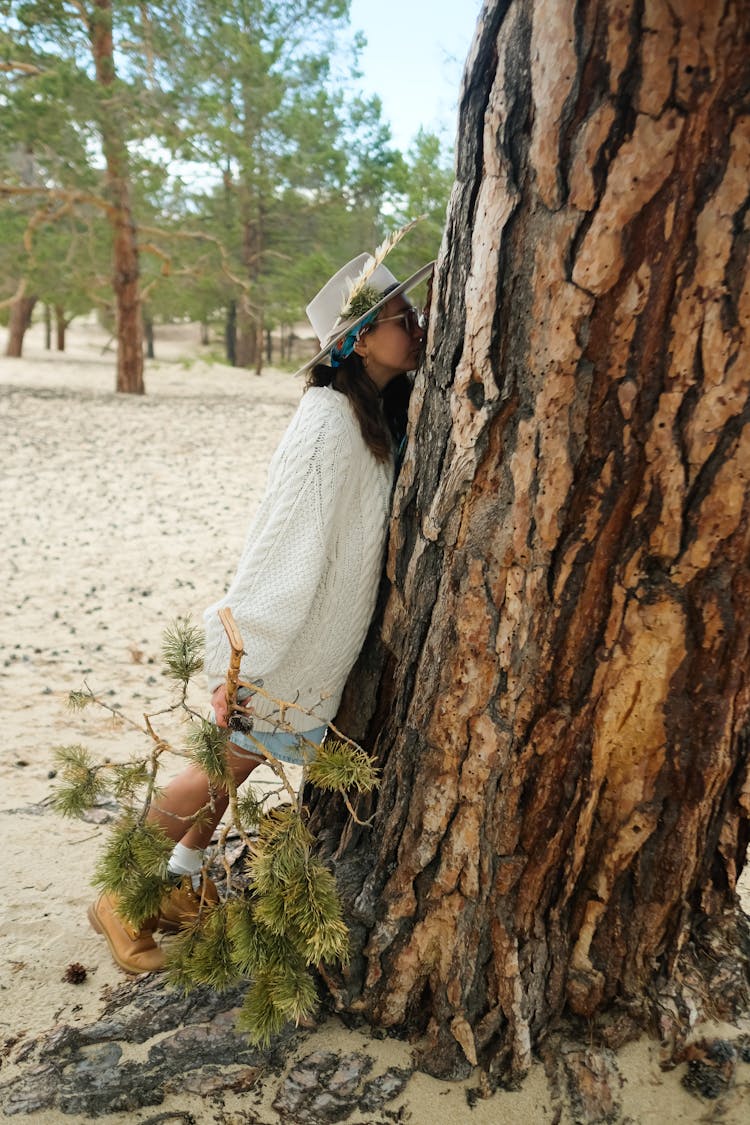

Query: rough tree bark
[[5, 294, 37, 356], [309, 0, 750, 1084], [88, 0, 144, 394]]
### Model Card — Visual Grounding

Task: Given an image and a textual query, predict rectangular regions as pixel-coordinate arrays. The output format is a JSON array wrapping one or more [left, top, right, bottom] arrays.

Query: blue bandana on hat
[[329, 309, 379, 367]]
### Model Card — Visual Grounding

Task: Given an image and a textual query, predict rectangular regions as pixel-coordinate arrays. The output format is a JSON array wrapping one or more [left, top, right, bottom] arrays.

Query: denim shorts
[[223, 722, 327, 767]]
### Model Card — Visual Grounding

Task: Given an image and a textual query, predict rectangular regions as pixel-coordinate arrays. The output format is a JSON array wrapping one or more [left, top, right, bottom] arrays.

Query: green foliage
[[252, 857, 349, 964], [237, 960, 319, 1047], [111, 759, 153, 802], [250, 806, 349, 964], [92, 814, 169, 887], [226, 897, 320, 1045], [236, 789, 265, 832], [0, 1, 454, 369], [224, 897, 291, 976], [67, 689, 95, 711], [186, 718, 231, 786], [93, 813, 174, 927], [52, 745, 107, 818], [54, 617, 379, 1044], [161, 616, 204, 683], [307, 739, 379, 793], [167, 907, 240, 992]]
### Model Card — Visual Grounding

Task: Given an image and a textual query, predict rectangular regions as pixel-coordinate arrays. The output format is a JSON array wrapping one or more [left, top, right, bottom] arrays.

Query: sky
[[348, 0, 485, 152]]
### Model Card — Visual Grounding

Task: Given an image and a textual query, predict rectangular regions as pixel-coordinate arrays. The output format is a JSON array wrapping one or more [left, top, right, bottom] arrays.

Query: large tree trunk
[[309, 0, 750, 1084], [88, 0, 144, 394], [5, 294, 37, 356]]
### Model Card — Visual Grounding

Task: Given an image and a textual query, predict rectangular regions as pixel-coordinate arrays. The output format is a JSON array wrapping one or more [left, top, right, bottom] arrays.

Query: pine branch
[[237, 961, 318, 1047], [186, 719, 231, 786], [166, 908, 239, 993], [161, 617, 204, 683], [67, 688, 96, 711], [306, 740, 379, 794], [52, 745, 108, 818], [0, 183, 115, 218], [57, 614, 360, 1038], [0, 61, 45, 75], [92, 814, 173, 927], [0, 278, 28, 312]]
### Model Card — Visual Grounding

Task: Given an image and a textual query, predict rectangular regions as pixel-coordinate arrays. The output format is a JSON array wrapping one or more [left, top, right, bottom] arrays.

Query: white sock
[[167, 843, 204, 889]]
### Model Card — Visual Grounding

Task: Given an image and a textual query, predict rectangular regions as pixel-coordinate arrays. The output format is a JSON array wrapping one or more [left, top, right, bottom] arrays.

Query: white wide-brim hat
[[295, 254, 435, 376]]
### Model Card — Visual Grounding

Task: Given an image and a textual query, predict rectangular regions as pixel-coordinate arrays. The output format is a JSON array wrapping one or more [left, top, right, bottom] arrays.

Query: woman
[[89, 245, 434, 973]]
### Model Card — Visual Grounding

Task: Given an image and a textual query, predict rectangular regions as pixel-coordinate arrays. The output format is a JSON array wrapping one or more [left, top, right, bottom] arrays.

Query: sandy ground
[[0, 319, 748, 1123]]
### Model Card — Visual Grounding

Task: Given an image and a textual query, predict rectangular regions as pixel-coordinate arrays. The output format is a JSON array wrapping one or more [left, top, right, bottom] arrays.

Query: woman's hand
[[212, 684, 255, 728], [211, 684, 229, 727]]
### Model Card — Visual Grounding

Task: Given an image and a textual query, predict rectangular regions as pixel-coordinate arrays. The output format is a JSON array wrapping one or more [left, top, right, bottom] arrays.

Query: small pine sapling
[[54, 608, 378, 1042]]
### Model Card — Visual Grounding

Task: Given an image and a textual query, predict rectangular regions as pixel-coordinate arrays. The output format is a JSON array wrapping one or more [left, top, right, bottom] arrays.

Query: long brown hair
[[306, 356, 411, 464]]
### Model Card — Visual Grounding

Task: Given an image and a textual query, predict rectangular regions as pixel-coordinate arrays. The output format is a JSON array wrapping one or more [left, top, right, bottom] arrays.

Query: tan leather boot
[[157, 874, 219, 933], [88, 892, 165, 974]]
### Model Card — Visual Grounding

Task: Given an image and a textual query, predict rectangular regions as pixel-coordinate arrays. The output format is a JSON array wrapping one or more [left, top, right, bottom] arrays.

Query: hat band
[[329, 309, 378, 368]]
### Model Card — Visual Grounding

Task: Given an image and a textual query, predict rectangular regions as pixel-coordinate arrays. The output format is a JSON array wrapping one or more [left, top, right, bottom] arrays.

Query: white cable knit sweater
[[203, 385, 394, 733]]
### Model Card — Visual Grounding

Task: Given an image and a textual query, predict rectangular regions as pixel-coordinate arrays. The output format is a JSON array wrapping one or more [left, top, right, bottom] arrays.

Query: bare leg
[[146, 744, 262, 850]]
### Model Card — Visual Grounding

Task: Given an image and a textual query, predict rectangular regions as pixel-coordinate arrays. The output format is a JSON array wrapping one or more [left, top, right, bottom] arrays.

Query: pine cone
[[63, 962, 87, 984]]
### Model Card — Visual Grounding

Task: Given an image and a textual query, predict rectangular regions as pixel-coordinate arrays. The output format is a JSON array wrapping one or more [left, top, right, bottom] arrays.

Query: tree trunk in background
[[239, 200, 263, 373], [144, 315, 155, 359], [5, 295, 37, 356], [55, 305, 67, 351], [225, 302, 237, 365], [200, 321, 209, 346], [44, 304, 52, 350], [255, 318, 263, 375], [235, 295, 257, 369], [88, 0, 144, 394], [309, 0, 750, 1084]]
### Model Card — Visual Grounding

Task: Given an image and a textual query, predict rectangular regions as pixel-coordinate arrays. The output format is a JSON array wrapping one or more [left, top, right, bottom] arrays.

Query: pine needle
[[92, 814, 173, 926], [111, 758, 151, 801], [67, 689, 95, 711], [306, 740, 379, 794], [237, 962, 318, 1047], [226, 898, 304, 976], [161, 616, 204, 682], [165, 922, 207, 992], [166, 906, 239, 992], [186, 718, 230, 785], [116, 874, 170, 928], [236, 789, 264, 832], [52, 744, 108, 818]]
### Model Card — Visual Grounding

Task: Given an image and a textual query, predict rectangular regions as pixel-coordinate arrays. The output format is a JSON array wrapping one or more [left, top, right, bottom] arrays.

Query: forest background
[[0, 0, 455, 379]]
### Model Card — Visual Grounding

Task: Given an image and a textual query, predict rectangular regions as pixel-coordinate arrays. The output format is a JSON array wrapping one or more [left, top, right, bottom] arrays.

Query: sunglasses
[[372, 306, 426, 334]]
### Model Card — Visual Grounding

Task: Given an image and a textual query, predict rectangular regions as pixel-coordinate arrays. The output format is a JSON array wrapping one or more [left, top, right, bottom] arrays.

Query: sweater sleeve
[[202, 401, 354, 692]]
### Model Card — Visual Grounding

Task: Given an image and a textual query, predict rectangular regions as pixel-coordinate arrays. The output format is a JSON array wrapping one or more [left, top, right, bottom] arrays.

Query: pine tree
[[55, 614, 378, 1042]]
